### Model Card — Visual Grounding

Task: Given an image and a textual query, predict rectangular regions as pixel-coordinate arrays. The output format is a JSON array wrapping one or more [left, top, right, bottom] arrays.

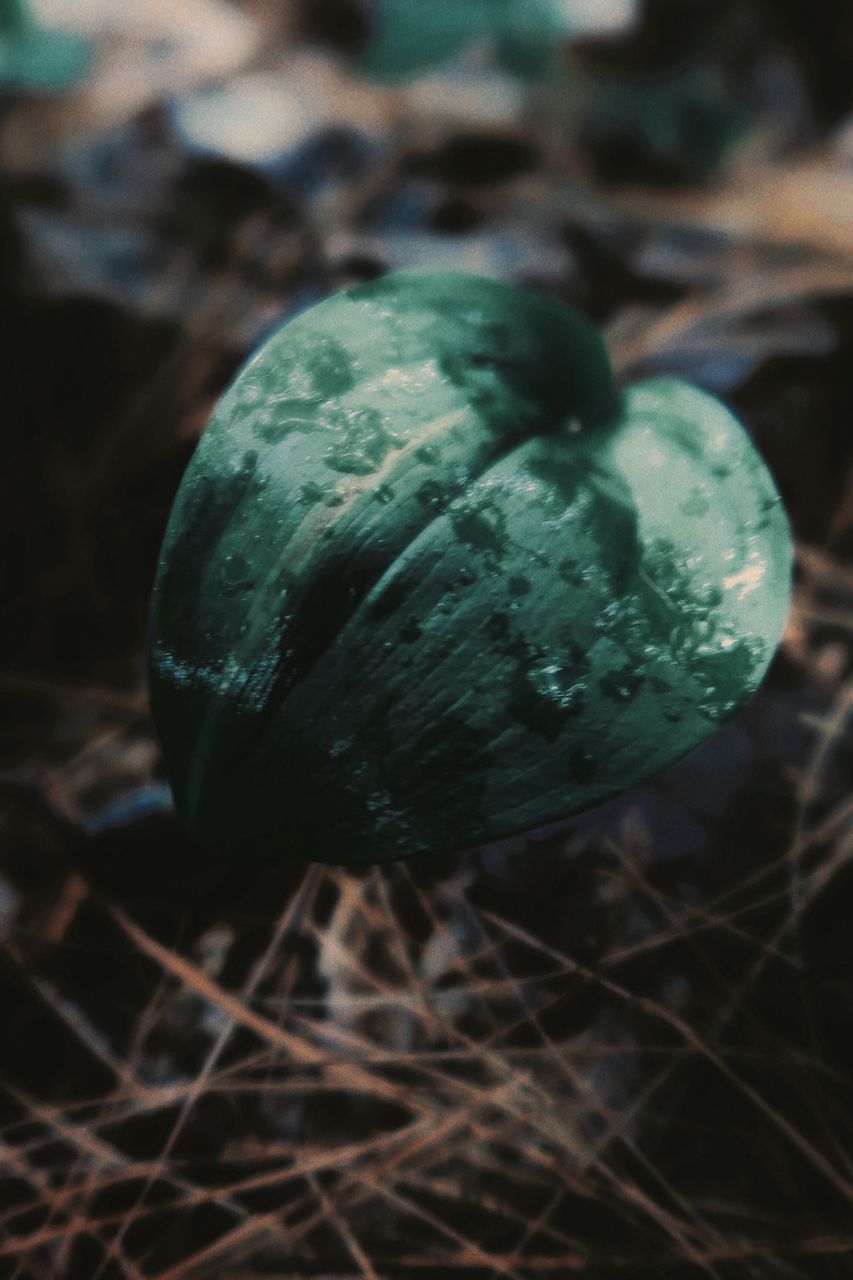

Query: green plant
[[359, 0, 571, 82], [148, 270, 791, 863], [0, 0, 92, 90]]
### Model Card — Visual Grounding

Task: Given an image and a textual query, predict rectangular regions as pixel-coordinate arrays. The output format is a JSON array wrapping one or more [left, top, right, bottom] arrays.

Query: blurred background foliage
[[1, 1, 852, 1276]]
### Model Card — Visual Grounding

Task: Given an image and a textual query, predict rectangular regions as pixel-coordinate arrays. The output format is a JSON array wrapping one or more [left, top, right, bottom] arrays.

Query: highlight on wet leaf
[[148, 270, 792, 863]]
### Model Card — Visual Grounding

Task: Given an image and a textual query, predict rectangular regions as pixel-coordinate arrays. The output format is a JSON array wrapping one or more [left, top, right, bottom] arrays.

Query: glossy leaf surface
[[149, 271, 791, 863]]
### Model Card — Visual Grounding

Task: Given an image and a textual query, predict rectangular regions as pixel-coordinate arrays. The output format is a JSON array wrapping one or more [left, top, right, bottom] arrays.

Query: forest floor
[[1, 2, 853, 1277]]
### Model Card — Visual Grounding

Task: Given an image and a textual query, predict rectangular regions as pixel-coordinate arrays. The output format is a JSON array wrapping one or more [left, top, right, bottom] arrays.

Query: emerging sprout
[[149, 271, 792, 864]]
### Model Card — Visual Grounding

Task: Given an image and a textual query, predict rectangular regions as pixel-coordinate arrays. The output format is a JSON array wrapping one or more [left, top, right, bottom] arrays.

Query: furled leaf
[[149, 271, 791, 863]]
